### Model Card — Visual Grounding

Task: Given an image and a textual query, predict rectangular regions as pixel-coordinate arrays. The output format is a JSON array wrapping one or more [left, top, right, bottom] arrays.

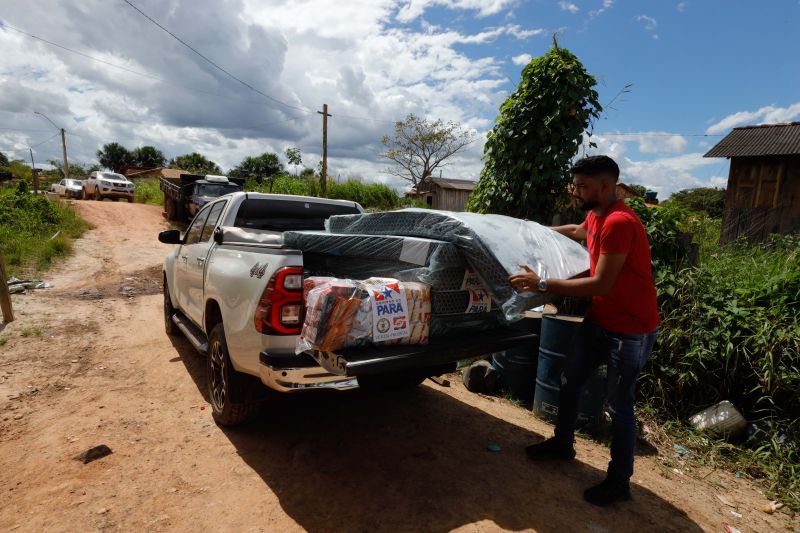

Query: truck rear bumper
[[308, 329, 538, 378], [258, 352, 358, 392]]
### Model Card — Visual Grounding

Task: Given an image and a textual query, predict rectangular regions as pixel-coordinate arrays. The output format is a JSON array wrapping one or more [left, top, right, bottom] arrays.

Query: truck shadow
[[171, 338, 702, 533]]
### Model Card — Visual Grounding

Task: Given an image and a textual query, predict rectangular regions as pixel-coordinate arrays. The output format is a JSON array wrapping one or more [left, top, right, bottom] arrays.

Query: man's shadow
[[171, 336, 702, 533]]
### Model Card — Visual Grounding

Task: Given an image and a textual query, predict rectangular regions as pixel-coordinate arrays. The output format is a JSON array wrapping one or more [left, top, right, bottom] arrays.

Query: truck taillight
[[254, 266, 304, 335]]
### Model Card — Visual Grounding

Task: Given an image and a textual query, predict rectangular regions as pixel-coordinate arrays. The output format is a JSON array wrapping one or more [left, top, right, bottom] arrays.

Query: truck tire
[[163, 278, 177, 336], [81, 188, 88, 200], [207, 324, 263, 426], [94, 188, 102, 201]]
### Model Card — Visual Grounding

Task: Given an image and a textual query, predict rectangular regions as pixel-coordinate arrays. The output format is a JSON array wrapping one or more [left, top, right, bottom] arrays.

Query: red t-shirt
[[581, 200, 660, 334]]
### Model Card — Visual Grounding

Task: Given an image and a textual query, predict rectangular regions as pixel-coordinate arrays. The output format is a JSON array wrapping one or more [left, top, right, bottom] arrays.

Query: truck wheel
[[94, 189, 102, 201], [163, 278, 177, 336], [207, 324, 263, 426]]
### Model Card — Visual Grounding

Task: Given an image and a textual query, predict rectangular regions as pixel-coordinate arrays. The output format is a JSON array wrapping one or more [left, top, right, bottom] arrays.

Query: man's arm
[[510, 253, 627, 297], [550, 224, 587, 242]]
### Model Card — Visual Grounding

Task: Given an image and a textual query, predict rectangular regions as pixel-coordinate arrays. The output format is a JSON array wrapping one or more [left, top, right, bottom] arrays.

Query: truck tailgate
[[306, 329, 537, 377]]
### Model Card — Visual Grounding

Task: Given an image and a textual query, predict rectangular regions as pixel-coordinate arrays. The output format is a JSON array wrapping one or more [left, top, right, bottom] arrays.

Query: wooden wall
[[430, 186, 473, 211], [721, 156, 800, 243]]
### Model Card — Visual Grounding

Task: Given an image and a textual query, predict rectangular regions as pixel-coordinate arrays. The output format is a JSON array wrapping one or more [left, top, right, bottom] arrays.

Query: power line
[[120, 0, 313, 115], [1, 132, 60, 155]]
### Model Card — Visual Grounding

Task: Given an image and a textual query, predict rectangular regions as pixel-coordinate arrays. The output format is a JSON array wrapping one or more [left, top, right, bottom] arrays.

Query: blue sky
[[1, 0, 799, 199]]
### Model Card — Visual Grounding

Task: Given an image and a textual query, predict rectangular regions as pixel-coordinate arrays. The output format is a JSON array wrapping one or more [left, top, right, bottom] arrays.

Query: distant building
[[704, 122, 800, 243], [406, 177, 476, 211], [121, 167, 188, 181]]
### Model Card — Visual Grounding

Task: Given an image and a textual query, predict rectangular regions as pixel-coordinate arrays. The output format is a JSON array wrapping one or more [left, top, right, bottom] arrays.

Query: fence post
[[0, 249, 13, 323]]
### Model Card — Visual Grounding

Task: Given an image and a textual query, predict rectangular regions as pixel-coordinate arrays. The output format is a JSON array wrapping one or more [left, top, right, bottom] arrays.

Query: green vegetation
[[0, 180, 91, 277], [243, 174, 425, 211], [133, 178, 164, 205], [467, 38, 602, 222], [0, 334, 9, 347], [20, 326, 42, 338], [663, 187, 727, 218], [626, 197, 800, 508]]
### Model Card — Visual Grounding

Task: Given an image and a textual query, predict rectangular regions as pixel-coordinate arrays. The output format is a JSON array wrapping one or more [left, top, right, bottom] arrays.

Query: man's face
[[572, 173, 603, 211]]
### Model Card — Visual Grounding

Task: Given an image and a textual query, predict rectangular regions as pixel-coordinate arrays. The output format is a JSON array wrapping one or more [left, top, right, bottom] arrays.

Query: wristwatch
[[537, 279, 548, 292]]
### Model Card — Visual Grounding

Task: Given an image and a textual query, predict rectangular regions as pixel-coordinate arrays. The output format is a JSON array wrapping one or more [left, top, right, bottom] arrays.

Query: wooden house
[[704, 122, 800, 243], [407, 178, 476, 211]]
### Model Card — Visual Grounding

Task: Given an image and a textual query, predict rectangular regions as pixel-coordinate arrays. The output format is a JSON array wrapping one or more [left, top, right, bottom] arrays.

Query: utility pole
[[317, 104, 330, 197], [34, 111, 68, 181], [60, 128, 69, 181], [29, 148, 39, 193]]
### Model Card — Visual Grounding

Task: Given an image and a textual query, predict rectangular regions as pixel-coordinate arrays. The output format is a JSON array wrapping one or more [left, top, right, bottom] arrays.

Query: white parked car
[[83, 171, 135, 202], [51, 178, 84, 199]]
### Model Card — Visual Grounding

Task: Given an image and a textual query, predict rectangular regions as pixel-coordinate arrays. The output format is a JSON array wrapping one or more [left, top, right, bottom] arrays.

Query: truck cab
[[185, 175, 242, 217]]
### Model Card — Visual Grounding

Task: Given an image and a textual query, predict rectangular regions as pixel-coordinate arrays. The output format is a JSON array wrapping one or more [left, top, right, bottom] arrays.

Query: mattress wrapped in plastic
[[326, 209, 590, 320], [296, 277, 431, 354]]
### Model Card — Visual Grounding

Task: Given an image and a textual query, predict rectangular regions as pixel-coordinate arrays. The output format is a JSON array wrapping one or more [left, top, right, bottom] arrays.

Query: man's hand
[[509, 264, 541, 292]]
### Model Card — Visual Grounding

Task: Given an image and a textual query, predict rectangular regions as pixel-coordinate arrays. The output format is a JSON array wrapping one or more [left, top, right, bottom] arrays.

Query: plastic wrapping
[[296, 277, 431, 354], [326, 209, 589, 320]]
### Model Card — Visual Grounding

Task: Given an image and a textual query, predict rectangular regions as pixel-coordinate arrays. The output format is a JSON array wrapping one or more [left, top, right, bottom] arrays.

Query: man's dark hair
[[570, 155, 620, 181]]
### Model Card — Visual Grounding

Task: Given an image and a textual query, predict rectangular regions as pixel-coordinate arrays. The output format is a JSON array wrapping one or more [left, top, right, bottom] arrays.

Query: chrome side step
[[172, 313, 208, 354]]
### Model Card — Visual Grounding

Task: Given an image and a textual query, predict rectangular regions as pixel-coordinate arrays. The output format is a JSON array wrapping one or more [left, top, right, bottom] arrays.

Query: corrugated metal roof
[[704, 122, 800, 158], [428, 177, 477, 190]]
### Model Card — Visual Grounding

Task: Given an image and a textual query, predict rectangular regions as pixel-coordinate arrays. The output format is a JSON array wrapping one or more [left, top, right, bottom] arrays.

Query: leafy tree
[[0, 152, 9, 167], [231, 152, 284, 190], [132, 145, 166, 168], [627, 183, 648, 197], [381, 113, 475, 192], [96, 142, 133, 173], [663, 187, 727, 218], [285, 147, 302, 176], [168, 152, 222, 175], [466, 39, 602, 222], [47, 161, 92, 179]]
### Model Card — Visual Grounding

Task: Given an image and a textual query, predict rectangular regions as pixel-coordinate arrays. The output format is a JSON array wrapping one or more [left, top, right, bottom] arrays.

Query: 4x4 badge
[[250, 262, 268, 279]]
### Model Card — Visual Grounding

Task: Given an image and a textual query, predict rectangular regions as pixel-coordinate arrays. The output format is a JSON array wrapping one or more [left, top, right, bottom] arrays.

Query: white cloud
[[0, 0, 527, 188], [395, 0, 516, 23], [636, 14, 657, 30], [706, 102, 800, 134], [677, 2, 688, 12], [582, 134, 720, 198], [512, 54, 532, 66], [709, 176, 727, 189], [589, 0, 614, 18], [558, 1, 579, 14]]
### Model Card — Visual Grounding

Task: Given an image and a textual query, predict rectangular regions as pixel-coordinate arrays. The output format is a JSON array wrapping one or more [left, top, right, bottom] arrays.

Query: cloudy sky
[[1, 0, 799, 199]]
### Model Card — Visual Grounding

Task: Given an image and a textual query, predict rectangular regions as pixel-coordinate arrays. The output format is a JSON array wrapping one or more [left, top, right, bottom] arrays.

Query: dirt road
[[0, 201, 793, 532]]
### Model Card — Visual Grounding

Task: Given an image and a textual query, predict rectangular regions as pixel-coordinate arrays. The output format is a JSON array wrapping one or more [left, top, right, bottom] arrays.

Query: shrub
[[133, 178, 164, 205]]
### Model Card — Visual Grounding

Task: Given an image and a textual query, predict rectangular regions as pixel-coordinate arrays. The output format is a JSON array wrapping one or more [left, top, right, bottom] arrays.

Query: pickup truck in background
[[83, 171, 135, 202], [159, 192, 537, 426], [160, 173, 242, 221]]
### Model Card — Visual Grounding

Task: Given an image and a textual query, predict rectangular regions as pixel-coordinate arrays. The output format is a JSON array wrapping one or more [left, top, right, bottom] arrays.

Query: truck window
[[185, 205, 212, 244], [233, 198, 361, 231], [200, 201, 226, 242]]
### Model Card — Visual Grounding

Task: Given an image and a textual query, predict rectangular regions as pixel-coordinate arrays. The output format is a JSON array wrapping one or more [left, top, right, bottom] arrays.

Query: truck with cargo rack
[[159, 191, 538, 426], [160, 173, 243, 221]]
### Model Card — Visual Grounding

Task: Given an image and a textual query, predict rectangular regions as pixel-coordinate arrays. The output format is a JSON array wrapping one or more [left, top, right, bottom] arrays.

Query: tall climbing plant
[[466, 38, 602, 223]]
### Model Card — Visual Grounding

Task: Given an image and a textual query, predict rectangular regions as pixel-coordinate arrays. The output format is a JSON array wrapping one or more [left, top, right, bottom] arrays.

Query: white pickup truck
[[160, 191, 536, 425]]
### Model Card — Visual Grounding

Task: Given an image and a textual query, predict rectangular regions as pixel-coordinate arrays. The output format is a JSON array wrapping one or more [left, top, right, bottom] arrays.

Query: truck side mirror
[[213, 227, 224, 245], [158, 229, 182, 244]]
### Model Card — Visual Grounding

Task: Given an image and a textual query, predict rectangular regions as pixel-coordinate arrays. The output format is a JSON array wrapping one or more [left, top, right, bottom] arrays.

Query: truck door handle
[[196, 257, 206, 265], [181, 255, 188, 263]]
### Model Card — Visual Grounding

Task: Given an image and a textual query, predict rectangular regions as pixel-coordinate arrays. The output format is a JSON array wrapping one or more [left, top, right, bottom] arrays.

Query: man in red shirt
[[509, 155, 659, 506]]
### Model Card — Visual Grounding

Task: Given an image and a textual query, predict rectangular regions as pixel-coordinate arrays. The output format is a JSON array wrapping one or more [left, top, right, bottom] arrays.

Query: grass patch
[[20, 326, 42, 337], [0, 334, 9, 346], [133, 178, 164, 205], [0, 181, 91, 278]]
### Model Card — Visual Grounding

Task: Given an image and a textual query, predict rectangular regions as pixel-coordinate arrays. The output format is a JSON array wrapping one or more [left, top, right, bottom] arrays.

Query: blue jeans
[[554, 322, 658, 483]]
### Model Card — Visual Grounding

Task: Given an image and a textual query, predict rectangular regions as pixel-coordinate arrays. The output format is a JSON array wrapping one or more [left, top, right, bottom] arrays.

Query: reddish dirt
[[0, 200, 795, 532]]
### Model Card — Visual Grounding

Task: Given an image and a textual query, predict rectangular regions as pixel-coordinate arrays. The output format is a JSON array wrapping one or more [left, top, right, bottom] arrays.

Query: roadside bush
[[0, 182, 91, 276], [244, 176, 413, 211], [133, 178, 164, 205]]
